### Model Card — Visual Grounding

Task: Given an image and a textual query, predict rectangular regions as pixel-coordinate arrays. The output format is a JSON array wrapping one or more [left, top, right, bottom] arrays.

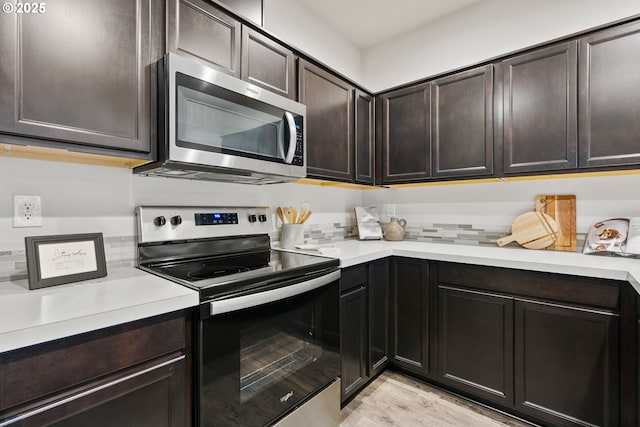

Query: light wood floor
[[340, 371, 533, 427]]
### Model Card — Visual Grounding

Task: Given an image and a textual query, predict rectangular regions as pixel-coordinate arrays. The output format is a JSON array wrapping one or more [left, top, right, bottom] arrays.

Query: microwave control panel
[[292, 116, 304, 166]]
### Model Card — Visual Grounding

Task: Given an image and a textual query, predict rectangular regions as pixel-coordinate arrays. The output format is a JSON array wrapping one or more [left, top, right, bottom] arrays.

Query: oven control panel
[[136, 206, 273, 243], [195, 212, 238, 226]]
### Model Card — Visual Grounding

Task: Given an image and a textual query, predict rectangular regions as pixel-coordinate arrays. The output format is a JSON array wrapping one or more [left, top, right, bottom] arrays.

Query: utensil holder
[[281, 224, 304, 249]]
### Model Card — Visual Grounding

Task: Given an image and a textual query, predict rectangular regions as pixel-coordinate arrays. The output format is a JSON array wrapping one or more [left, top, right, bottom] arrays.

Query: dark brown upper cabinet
[[379, 83, 431, 184], [241, 27, 295, 99], [355, 90, 375, 184], [299, 59, 355, 181], [579, 21, 640, 168], [500, 42, 578, 173], [214, 0, 263, 26], [168, 1, 295, 98], [167, 0, 242, 77], [432, 65, 494, 178], [0, 0, 161, 157]]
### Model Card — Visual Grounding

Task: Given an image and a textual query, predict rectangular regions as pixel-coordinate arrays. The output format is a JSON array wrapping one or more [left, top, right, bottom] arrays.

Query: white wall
[[0, 157, 361, 248], [362, 0, 640, 91], [263, 0, 363, 84]]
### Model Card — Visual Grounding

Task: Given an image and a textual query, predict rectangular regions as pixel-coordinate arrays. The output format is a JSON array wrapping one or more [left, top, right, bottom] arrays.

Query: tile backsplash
[[0, 218, 587, 283], [0, 236, 136, 284]]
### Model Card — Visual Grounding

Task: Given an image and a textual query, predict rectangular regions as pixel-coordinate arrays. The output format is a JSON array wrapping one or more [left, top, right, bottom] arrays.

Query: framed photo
[[25, 233, 107, 290]]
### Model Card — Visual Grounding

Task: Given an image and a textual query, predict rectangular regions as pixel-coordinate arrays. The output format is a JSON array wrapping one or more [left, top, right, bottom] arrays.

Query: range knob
[[258, 214, 268, 222], [154, 216, 166, 227], [248, 214, 257, 223], [170, 215, 182, 226]]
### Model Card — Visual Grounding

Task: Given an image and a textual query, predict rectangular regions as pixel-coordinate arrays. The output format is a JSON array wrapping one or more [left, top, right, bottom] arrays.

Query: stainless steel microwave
[[135, 53, 306, 184]]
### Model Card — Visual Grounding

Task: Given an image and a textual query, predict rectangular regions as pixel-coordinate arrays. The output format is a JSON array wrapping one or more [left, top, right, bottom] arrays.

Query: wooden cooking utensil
[[535, 195, 576, 252], [291, 207, 298, 224], [282, 207, 295, 224], [298, 208, 312, 224], [276, 207, 285, 224], [497, 212, 559, 249]]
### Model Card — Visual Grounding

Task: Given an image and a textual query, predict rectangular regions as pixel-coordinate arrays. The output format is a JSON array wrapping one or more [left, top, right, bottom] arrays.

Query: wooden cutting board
[[535, 195, 577, 252], [497, 212, 559, 249]]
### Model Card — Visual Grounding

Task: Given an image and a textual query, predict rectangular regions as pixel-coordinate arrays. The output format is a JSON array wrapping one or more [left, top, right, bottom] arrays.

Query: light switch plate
[[386, 203, 396, 217]]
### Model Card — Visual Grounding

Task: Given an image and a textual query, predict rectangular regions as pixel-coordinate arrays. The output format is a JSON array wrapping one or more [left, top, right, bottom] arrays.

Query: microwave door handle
[[283, 112, 296, 164]]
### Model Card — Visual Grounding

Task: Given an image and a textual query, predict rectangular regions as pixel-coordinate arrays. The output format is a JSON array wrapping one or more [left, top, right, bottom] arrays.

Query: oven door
[[196, 271, 340, 427]]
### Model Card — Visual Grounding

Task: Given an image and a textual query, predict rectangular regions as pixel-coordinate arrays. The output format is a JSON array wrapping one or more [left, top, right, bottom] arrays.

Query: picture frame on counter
[[25, 233, 107, 290]]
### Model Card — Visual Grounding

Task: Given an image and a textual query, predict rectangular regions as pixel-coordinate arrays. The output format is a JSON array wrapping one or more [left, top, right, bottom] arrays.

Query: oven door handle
[[209, 270, 340, 315]]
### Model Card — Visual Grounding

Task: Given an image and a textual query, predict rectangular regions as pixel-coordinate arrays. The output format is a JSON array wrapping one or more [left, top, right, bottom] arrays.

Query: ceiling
[[296, 0, 481, 49]]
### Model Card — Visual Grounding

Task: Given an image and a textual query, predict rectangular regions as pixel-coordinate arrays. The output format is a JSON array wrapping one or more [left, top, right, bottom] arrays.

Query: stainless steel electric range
[[135, 206, 341, 427]]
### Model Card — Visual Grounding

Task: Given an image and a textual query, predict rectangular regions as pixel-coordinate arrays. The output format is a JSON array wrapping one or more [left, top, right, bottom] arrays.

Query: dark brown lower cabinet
[[434, 262, 631, 427], [344, 258, 636, 426], [369, 259, 391, 375], [9, 356, 185, 427], [437, 286, 513, 407], [515, 300, 619, 427], [340, 283, 368, 401], [340, 260, 390, 403], [0, 311, 189, 426], [391, 258, 429, 375]]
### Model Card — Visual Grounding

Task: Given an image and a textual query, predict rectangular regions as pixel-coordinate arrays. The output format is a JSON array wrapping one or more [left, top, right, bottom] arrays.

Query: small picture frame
[[25, 233, 107, 290]]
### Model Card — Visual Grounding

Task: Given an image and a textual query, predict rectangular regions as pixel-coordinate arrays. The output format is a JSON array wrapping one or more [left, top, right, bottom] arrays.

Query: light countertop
[[286, 240, 640, 294], [0, 267, 199, 353], [4, 239, 639, 354]]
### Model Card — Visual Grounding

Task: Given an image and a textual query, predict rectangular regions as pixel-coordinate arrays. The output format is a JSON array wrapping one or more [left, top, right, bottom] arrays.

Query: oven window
[[198, 281, 339, 427], [240, 310, 323, 402]]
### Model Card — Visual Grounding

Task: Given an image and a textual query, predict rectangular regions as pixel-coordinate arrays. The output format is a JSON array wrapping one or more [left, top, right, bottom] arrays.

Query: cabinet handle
[[0, 355, 185, 426]]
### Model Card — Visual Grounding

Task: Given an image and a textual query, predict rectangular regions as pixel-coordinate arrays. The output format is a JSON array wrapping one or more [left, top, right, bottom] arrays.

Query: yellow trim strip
[[295, 178, 380, 190], [386, 170, 640, 188], [502, 169, 640, 181], [387, 178, 503, 188], [1, 144, 149, 169]]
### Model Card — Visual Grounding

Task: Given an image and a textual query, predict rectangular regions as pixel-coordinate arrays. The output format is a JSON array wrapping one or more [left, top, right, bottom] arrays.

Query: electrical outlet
[[300, 201, 310, 211], [13, 195, 42, 227]]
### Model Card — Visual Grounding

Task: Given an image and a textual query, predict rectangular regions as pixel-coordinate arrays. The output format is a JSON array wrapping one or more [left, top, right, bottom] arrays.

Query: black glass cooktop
[[144, 249, 339, 301]]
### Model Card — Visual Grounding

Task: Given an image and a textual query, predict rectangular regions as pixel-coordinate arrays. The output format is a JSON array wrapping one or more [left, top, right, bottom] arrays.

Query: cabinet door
[[0, 0, 159, 155], [299, 59, 354, 181], [167, 0, 241, 77], [391, 258, 429, 374], [515, 300, 619, 427], [241, 27, 295, 99], [369, 259, 390, 375], [1, 357, 186, 427], [437, 286, 514, 407], [579, 22, 640, 168], [340, 286, 368, 402], [355, 90, 375, 185], [501, 42, 578, 173], [215, 0, 263, 26], [432, 65, 494, 178], [380, 84, 431, 183]]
